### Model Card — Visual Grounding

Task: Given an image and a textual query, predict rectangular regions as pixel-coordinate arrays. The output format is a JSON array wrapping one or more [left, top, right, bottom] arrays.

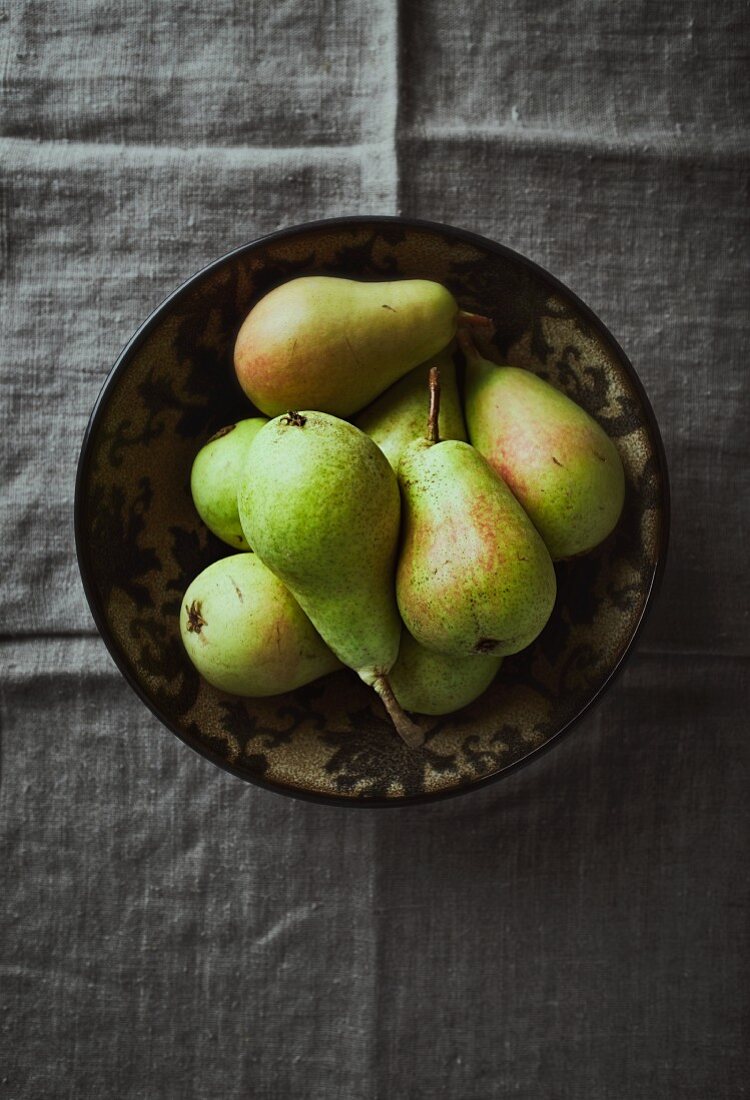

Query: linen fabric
[[1, 1, 748, 1095]]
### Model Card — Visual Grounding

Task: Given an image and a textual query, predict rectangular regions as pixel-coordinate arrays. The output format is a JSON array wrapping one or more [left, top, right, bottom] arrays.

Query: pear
[[397, 368, 557, 657], [190, 418, 267, 549], [237, 411, 423, 747], [462, 333, 625, 560], [234, 276, 467, 418], [390, 631, 502, 716], [180, 554, 340, 696], [354, 348, 467, 471]]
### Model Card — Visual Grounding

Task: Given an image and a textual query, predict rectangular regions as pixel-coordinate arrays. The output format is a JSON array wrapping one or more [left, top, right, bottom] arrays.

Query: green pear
[[237, 411, 423, 746], [390, 631, 502, 716], [396, 369, 557, 657], [180, 554, 339, 696], [354, 348, 467, 471], [234, 276, 463, 418], [190, 418, 267, 549], [462, 334, 625, 560]]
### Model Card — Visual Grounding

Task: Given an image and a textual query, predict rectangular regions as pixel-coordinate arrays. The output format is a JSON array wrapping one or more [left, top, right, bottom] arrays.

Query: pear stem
[[373, 676, 425, 749], [457, 309, 494, 331], [427, 364, 441, 444], [456, 326, 481, 361]]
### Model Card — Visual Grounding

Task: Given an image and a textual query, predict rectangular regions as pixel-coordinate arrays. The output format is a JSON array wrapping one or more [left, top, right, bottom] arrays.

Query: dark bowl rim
[[75, 214, 671, 809]]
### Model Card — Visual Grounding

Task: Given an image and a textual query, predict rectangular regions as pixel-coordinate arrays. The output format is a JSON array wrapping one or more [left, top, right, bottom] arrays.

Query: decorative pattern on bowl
[[76, 217, 669, 805]]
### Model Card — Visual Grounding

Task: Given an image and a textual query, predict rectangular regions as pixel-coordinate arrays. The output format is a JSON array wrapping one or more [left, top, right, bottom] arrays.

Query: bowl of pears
[[76, 216, 669, 805]]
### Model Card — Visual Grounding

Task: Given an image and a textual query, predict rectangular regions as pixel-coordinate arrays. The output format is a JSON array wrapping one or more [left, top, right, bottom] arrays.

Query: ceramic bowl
[[75, 217, 669, 806]]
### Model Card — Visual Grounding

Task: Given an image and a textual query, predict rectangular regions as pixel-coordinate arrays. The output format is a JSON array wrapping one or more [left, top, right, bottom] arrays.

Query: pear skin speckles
[[355, 348, 467, 471], [180, 554, 339, 696], [234, 277, 459, 417], [397, 439, 556, 657], [390, 630, 503, 716], [464, 354, 625, 560], [237, 412, 403, 679]]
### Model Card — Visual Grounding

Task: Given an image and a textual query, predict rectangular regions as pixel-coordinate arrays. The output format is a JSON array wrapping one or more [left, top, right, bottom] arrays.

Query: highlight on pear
[[178, 274, 626, 748]]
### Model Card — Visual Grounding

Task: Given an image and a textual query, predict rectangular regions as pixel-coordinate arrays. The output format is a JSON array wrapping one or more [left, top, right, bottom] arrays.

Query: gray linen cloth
[[1, 1, 748, 1096]]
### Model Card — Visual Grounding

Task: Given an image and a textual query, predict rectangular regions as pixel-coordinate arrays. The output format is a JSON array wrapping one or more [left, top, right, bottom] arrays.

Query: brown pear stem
[[373, 676, 425, 749], [427, 364, 441, 444], [456, 326, 480, 361], [457, 309, 494, 332]]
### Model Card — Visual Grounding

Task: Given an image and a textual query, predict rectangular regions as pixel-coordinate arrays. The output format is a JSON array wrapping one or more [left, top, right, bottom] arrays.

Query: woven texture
[[1, 1, 748, 1096]]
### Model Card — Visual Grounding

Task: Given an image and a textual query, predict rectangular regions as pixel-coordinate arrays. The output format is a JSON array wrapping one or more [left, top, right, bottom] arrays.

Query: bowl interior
[[77, 219, 667, 804]]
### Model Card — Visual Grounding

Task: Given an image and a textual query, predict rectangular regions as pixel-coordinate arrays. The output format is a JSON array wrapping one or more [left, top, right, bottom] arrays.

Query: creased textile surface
[[1, 1, 748, 1096]]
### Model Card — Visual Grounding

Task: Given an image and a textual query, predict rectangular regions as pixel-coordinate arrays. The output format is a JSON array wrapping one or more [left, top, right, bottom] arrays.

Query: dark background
[[1, 1, 748, 1096]]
